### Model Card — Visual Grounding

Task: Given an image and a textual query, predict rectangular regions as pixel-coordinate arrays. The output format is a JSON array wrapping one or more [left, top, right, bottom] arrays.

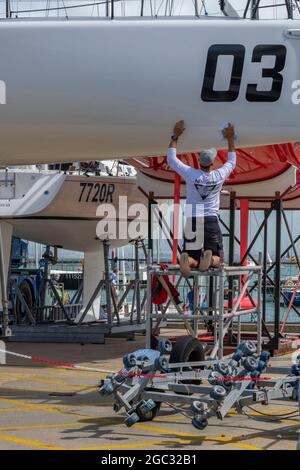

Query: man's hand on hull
[[173, 120, 186, 138], [169, 120, 185, 148], [222, 123, 235, 141], [222, 123, 236, 152]]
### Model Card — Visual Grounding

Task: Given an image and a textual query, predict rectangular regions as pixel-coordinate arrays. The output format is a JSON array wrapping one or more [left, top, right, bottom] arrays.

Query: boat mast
[[6, 0, 11, 18], [251, 0, 259, 19]]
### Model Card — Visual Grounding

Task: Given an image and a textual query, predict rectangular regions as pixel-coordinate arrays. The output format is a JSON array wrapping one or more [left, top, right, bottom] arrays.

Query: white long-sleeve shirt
[[167, 147, 236, 218]]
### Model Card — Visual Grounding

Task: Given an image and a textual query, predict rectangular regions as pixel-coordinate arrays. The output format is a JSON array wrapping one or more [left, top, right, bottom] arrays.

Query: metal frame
[[4, 236, 148, 342], [146, 263, 263, 359], [77, 237, 147, 327], [100, 341, 299, 431], [145, 191, 263, 358], [220, 192, 300, 351], [17, 246, 75, 325], [101, 183, 299, 426], [0, 227, 10, 337], [6, 236, 147, 329], [145, 182, 299, 356]]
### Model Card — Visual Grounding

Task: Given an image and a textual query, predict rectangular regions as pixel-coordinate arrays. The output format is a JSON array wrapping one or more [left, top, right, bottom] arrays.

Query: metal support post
[[193, 274, 199, 336], [70, 282, 83, 304], [228, 193, 235, 345], [40, 245, 50, 308], [146, 192, 154, 348], [207, 274, 214, 334], [103, 239, 113, 325], [48, 279, 73, 323], [273, 198, 282, 350], [282, 209, 300, 268], [77, 279, 104, 325], [262, 209, 268, 326], [0, 230, 9, 337], [134, 240, 141, 324], [257, 268, 263, 355], [218, 270, 225, 359]]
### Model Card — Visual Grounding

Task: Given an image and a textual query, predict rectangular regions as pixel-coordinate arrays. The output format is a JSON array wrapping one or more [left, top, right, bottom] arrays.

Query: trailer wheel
[[136, 401, 161, 422], [15, 281, 34, 324], [169, 336, 205, 389]]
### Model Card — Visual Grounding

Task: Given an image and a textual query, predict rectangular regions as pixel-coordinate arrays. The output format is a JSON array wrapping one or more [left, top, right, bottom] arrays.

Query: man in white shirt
[[167, 120, 236, 276]]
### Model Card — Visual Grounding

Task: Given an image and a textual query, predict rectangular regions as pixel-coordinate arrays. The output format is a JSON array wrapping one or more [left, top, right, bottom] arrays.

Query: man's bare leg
[[188, 257, 199, 268], [181, 252, 219, 275], [180, 252, 198, 277], [212, 256, 220, 268], [199, 250, 213, 272]]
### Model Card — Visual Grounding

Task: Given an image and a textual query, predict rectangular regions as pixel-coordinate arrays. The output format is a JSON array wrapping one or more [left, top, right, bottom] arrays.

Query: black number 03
[[201, 44, 287, 102]]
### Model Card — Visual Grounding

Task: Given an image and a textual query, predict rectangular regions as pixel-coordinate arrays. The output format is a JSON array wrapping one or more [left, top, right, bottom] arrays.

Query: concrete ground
[[0, 334, 299, 451]]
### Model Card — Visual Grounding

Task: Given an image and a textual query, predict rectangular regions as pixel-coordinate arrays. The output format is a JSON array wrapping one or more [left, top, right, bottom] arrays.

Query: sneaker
[[180, 252, 191, 278], [199, 250, 213, 272]]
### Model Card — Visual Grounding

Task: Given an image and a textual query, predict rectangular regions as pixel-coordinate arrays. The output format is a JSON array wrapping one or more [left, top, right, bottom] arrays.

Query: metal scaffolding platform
[[146, 263, 263, 359], [0, 237, 148, 343], [143, 183, 300, 356]]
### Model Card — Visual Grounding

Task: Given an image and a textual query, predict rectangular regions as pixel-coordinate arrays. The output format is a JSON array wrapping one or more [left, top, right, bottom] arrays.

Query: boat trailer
[[99, 340, 300, 431]]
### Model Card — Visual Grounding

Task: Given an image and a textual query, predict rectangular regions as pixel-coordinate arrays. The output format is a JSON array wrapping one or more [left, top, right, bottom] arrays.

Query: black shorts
[[183, 216, 223, 262]]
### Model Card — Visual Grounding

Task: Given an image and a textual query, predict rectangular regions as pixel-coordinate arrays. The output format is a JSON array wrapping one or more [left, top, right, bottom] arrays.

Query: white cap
[[199, 148, 217, 167]]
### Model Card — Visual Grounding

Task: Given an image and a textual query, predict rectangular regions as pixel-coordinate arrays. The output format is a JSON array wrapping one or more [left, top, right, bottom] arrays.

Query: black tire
[[150, 334, 159, 350], [170, 336, 205, 389], [170, 336, 205, 364], [15, 281, 34, 324]]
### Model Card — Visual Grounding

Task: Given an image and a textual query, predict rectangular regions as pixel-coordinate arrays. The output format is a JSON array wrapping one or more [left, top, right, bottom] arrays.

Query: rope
[[0, 347, 276, 381], [242, 404, 299, 421], [10, 0, 120, 14], [0, 348, 167, 378]]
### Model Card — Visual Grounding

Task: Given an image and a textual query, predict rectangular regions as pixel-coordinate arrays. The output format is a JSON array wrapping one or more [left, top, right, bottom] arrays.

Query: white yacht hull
[[1, 19, 300, 165], [0, 169, 146, 319], [0, 170, 144, 251]]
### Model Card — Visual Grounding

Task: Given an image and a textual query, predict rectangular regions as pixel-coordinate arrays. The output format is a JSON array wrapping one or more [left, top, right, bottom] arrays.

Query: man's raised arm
[[167, 120, 192, 180], [216, 123, 237, 180]]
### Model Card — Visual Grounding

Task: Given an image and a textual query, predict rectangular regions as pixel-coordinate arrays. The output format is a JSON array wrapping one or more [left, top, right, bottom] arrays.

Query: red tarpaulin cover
[[128, 142, 300, 186]]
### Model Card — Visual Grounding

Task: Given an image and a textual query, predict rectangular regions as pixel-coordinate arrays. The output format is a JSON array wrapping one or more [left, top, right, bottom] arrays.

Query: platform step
[[8, 325, 106, 343], [7, 334, 105, 343]]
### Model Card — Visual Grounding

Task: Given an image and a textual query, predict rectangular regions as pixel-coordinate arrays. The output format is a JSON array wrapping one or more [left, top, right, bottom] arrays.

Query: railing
[[34, 303, 82, 322], [146, 263, 263, 359]]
